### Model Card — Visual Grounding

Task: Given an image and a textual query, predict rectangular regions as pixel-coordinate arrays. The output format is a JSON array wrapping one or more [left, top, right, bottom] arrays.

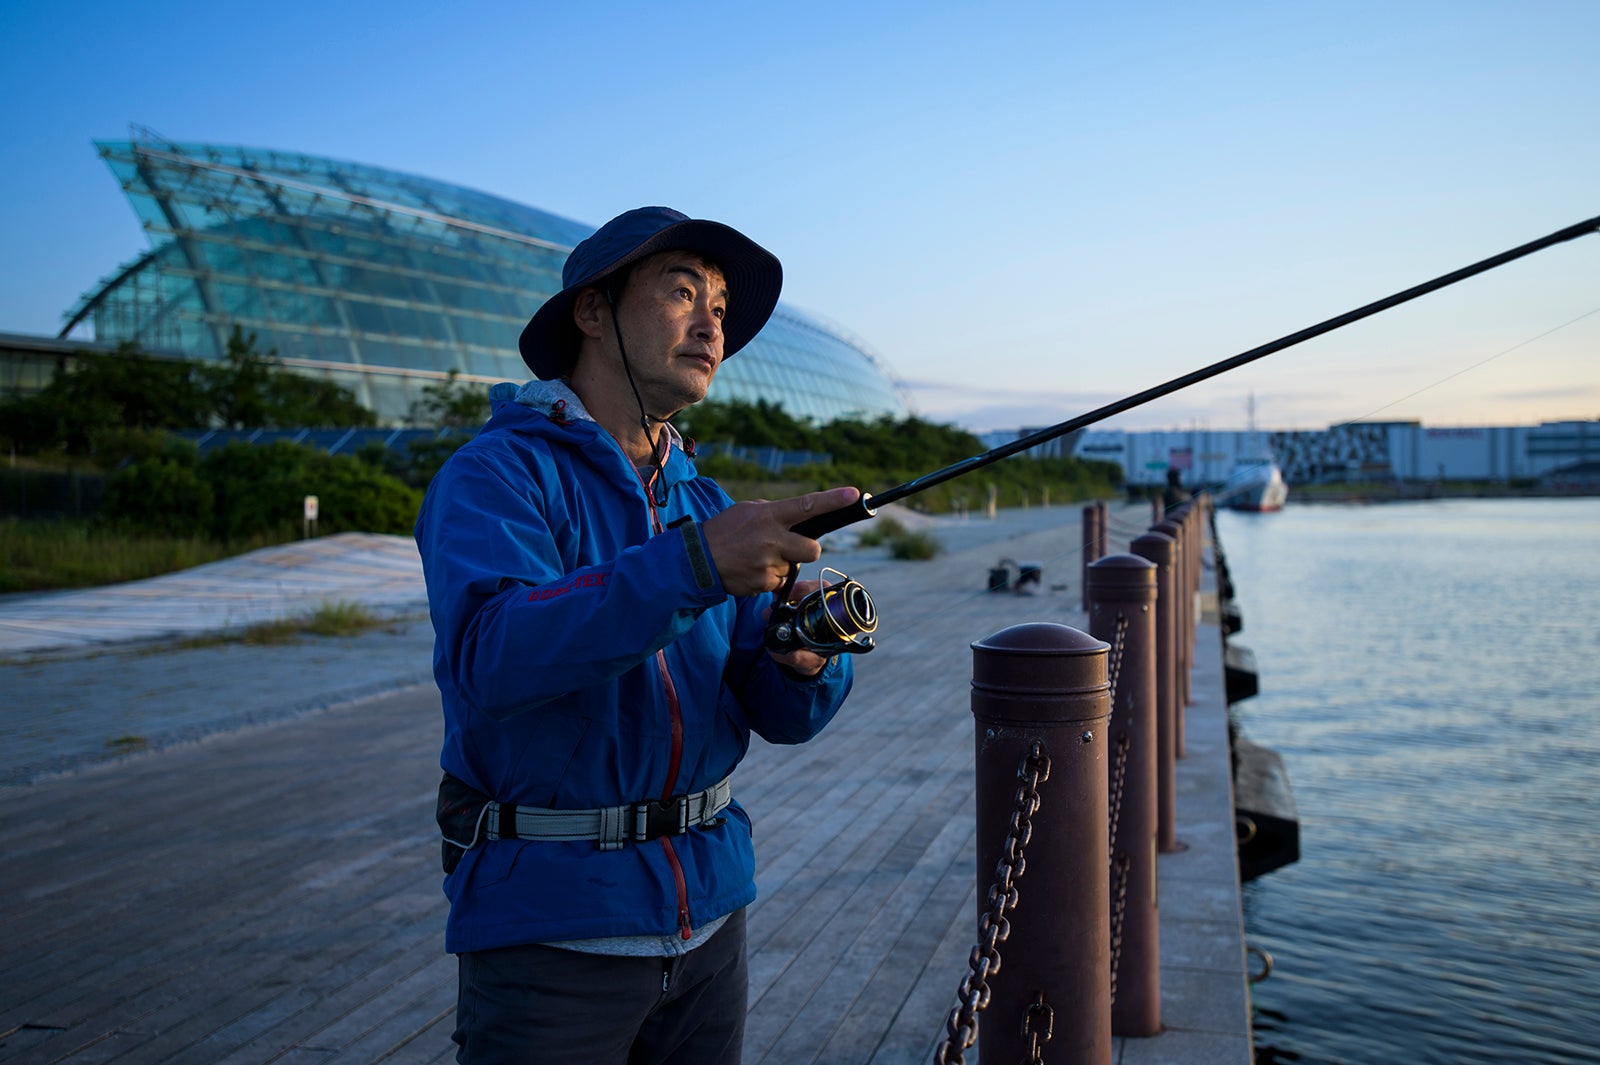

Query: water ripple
[[1221, 500, 1600, 1064]]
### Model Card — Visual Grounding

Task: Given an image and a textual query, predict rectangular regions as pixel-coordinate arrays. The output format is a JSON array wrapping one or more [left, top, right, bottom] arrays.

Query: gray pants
[[453, 909, 748, 1065]]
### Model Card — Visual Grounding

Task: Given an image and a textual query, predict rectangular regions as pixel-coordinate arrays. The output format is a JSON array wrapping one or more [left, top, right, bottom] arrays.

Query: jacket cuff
[[672, 518, 722, 596]]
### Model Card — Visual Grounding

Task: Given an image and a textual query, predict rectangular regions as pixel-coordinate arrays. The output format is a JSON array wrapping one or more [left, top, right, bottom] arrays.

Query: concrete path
[[0, 533, 437, 788], [0, 532, 429, 658]]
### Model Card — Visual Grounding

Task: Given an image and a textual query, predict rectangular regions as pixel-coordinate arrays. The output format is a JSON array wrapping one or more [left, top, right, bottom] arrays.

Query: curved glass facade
[[64, 138, 907, 425]]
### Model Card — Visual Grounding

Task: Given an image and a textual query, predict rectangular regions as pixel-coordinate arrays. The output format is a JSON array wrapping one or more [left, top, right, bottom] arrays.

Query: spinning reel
[[765, 567, 878, 657]]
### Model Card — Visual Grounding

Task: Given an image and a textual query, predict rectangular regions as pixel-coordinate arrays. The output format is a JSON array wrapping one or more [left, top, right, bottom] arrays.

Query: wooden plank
[[864, 886, 978, 1065], [746, 790, 977, 1062], [0, 695, 438, 967], [0, 686, 447, 1063], [6, 868, 441, 1065], [3, 796, 439, 1031]]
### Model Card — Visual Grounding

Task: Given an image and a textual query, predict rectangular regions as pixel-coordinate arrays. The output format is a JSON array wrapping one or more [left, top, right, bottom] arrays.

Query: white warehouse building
[[1063, 420, 1600, 489]]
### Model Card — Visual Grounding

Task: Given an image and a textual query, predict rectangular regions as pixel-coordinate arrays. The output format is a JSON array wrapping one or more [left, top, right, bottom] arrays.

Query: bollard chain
[[1106, 729, 1131, 873], [1106, 729, 1132, 1004], [1105, 612, 1130, 705], [1103, 611, 1131, 1007], [1108, 850, 1130, 1004], [1023, 991, 1054, 1064], [933, 741, 1052, 1065]]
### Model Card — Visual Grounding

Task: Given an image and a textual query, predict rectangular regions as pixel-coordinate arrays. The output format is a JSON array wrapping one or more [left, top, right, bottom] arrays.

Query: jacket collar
[[496, 379, 695, 489], [511, 380, 686, 451]]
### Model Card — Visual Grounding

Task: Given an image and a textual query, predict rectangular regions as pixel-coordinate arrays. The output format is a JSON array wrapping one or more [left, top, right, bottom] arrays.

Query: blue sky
[[3, 0, 1596, 432]]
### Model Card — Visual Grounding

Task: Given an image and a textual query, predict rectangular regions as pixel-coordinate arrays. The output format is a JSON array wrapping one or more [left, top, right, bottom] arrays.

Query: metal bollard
[[1131, 531, 1179, 853], [1179, 504, 1199, 746], [1170, 508, 1195, 752], [1152, 518, 1188, 757], [1080, 504, 1099, 609], [971, 623, 1112, 1065], [1086, 555, 1161, 1036], [1178, 503, 1202, 716], [1170, 509, 1199, 737]]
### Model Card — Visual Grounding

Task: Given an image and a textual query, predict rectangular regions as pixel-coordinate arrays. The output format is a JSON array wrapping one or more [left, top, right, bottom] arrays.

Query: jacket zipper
[[638, 455, 693, 941]]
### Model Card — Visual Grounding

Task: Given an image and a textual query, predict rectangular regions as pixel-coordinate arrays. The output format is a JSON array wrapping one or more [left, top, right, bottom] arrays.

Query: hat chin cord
[[606, 293, 671, 503]]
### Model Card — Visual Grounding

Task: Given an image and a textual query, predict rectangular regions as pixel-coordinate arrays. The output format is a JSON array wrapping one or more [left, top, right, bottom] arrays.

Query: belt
[[443, 777, 734, 854]]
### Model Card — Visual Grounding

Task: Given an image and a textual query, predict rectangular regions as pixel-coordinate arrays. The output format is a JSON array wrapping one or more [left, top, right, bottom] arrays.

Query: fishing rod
[[797, 212, 1600, 537], [764, 211, 1600, 656]]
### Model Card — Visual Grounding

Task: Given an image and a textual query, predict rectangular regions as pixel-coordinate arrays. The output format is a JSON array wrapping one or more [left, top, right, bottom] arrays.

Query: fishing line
[[1327, 304, 1600, 430], [1190, 302, 1600, 500]]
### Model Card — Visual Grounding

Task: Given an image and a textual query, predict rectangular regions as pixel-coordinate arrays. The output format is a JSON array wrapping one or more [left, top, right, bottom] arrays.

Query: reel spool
[[765, 567, 878, 656]]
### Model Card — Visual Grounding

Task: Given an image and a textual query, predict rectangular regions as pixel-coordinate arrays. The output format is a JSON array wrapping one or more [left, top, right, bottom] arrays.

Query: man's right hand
[[700, 486, 860, 597]]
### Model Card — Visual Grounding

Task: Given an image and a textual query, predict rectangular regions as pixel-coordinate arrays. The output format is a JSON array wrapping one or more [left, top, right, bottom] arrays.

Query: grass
[[170, 600, 392, 650], [0, 519, 291, 593], [105, 734, 150, 754], [245, 600, 389, 642]]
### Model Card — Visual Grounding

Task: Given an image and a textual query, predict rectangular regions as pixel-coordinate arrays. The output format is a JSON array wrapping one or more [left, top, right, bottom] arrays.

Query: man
[[1163, 467, 1191, 515], [416, 206, 858, 1064]]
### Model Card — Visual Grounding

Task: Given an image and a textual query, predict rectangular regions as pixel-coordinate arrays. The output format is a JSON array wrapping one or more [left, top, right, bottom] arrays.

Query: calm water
[[1214, 498, 1600, 1065]]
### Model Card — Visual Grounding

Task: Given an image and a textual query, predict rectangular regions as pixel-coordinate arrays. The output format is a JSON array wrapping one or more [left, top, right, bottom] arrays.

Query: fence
[[1, 466, 105, 519], [936, 496, 1211, 1065]]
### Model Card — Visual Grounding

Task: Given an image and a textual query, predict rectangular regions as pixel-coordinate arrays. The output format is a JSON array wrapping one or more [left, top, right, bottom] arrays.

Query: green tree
[[672, 398, 1120, 512], [206, 327, 276, 429], [0, 331, 374, 461], [261, 364, 377, 428], [208, 326, 375, 429], [0, 343, 213, 458], [674, 398, 820, 450], [407, 369, 490, 428]]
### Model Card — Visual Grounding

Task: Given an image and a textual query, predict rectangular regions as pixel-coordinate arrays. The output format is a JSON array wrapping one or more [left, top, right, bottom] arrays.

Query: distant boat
[[1222, 394, 1288, 512], [1221, 457, 1288, 512]]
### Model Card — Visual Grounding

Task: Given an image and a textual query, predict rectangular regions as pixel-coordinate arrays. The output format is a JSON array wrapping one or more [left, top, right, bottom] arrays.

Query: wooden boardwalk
[[0, 504, 1245, 1064]]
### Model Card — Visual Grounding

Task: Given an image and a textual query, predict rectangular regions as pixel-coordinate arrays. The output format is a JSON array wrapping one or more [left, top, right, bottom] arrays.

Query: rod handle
[[792, 493, 877, 540]]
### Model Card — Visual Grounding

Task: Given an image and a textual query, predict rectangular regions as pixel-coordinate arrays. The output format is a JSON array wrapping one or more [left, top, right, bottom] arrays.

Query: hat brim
[[519, 218, 782, 380]]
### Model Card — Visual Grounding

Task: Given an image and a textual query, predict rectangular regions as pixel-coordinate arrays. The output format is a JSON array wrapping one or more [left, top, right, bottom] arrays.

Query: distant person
[[1163, 467, 1191, 514], [415, 207, 859, 1064]]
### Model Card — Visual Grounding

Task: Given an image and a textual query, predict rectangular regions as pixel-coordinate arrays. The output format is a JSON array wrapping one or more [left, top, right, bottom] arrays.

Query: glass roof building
[[62, 137, 908, 425]]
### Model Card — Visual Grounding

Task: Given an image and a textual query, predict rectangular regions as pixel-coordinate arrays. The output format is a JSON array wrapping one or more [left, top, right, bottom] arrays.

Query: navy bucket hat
[[518, 206, 783, 380]]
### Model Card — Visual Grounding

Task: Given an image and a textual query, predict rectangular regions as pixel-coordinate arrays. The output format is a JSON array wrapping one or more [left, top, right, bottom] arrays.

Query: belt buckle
[[635, 798, 685, 841]]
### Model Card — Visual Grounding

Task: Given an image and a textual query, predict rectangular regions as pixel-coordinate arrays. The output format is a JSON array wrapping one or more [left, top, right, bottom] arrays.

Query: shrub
[[692, 453, 772, 482], [853, 516, 941, 559], [888, 529, 942, 560], [855, 516, 907, 548], [201, 441, 421, 541], [99, 457, 215, 537], [89, 427, 201, 471]]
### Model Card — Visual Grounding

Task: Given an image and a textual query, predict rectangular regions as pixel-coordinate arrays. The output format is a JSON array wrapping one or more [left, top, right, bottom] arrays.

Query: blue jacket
[[415, 381, 852, 954]]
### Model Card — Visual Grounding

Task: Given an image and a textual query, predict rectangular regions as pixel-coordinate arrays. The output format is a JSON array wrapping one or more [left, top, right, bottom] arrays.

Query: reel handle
[[790, 493, 877, 540]]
